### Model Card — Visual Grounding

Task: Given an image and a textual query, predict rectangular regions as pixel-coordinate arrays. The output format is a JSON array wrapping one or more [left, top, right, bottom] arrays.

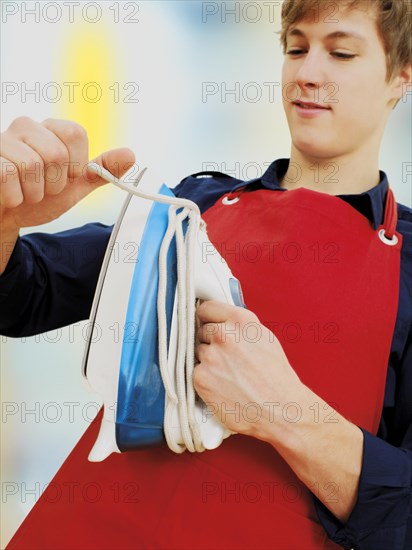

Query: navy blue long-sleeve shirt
[[1, 159, 411, 550]]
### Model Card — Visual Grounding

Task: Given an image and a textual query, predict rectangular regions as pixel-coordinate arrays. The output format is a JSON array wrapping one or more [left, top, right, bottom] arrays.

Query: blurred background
[[1, 1, 411, 546]]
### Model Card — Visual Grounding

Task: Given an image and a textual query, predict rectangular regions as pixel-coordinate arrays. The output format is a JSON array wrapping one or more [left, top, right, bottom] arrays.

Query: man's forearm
[[194, 303, 364, 523], [261, 384, 364, 524]]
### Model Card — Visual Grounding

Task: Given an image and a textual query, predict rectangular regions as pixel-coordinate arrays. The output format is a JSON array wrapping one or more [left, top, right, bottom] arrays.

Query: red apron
[[7, 185, 402, 550]]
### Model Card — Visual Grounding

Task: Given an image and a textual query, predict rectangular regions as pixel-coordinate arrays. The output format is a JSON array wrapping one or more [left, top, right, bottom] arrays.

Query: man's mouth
[[293, 101, 331, 110]]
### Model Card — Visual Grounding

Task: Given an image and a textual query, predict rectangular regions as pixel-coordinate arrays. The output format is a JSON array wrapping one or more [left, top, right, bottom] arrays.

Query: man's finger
[[196, 300, 237, 324], [194, 342, 209, 363], [197, 322, 221, 344], [41, 118, 87, 180]]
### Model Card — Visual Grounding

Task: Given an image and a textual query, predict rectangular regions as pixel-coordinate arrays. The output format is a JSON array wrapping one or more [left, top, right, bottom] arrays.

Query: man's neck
[[279, 147, 381, 196]]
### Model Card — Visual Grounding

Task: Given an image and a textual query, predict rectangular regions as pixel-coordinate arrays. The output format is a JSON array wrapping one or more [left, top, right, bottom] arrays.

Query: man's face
[[281, 4, 399, 160]]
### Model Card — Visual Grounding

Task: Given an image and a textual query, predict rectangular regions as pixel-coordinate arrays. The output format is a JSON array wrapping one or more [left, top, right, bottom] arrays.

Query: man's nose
[[294, 51, 327, 94]]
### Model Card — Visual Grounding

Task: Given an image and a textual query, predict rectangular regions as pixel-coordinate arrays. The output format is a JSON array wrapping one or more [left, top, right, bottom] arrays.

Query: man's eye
[[286, 50, 356, 60], [286, 49, 305, 56], [332, 52, 356, 59]]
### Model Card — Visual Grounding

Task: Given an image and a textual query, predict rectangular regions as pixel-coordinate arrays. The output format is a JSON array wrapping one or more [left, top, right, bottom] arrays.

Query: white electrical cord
[[87, 162, 201, 215], [87, 162, 205, 453]]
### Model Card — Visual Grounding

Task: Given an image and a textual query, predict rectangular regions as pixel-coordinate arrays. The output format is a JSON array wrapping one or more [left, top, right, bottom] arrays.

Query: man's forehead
[[286, 27, 368, 43], [286, 3, 378, 43]]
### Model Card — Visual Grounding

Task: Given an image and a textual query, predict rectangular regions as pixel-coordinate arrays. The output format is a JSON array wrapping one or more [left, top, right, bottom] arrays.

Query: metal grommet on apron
[[222, 186, 247, 206], [222, 195, 240, 205], [379, 229, 399, 246]]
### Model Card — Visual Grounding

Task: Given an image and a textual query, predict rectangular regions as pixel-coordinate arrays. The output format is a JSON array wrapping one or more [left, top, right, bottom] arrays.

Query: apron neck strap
[[382, 187, 398, 239]]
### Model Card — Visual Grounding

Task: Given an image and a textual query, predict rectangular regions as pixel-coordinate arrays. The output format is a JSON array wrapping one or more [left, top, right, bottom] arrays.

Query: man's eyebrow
[[287, 28, 366, 42]]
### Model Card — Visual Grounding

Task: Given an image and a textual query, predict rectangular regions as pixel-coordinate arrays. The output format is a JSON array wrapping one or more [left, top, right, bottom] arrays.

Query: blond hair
[[280, 0, 412, 82]]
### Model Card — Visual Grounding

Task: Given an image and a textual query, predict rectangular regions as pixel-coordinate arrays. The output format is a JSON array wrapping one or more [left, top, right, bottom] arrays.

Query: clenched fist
[[0, 117, 135, 273]]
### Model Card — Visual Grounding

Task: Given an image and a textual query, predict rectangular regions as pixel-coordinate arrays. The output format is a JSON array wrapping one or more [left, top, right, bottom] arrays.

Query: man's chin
[[293, 139, 340, 160]]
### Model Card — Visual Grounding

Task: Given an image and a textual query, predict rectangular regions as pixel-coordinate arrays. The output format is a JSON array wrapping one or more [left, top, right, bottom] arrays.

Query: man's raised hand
[[0, 117, 135, 273]]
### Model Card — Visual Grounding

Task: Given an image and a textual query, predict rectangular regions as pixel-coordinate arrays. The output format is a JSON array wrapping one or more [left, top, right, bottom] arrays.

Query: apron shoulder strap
[[382, 187, 398, 239]]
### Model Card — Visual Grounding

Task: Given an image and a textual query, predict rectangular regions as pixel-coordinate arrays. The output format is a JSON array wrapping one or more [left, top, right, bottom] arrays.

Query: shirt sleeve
[[0, 173, 232, 338], [313, 336, 412, 549], [0, 223, 112, 337]]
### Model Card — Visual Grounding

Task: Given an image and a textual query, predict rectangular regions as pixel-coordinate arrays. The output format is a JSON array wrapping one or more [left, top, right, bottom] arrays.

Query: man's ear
[[391, 63, 412, 102]]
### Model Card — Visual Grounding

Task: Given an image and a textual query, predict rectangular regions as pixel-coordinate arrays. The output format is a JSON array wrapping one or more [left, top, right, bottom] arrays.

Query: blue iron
[[82, 162, 245, 462]]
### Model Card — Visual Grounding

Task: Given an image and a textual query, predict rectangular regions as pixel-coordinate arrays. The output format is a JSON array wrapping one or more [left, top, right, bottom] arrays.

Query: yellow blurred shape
[[55, 26, 120, 157], [54, 25, 123, 209]]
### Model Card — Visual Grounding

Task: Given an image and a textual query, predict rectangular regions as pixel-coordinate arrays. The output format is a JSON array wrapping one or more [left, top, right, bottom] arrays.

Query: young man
[[1, 0, 411, 548]]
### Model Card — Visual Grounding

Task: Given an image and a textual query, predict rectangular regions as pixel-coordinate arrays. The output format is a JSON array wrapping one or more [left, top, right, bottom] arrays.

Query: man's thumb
[[85, 148, 136, 186]]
